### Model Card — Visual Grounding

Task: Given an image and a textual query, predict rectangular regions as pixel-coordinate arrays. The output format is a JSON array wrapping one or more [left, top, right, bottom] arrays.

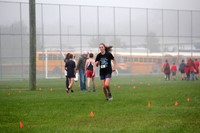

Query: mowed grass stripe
[[0, 75, 200, 133]]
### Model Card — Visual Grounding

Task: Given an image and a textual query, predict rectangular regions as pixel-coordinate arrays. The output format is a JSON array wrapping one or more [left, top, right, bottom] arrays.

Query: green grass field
[[0, 75, 200, 133]]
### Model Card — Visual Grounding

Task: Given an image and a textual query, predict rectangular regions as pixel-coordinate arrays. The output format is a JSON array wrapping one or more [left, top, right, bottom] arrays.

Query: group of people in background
[[64, 51, 94, 93], [75, 51, 96, 92], [64, 43, 116, 101], [163, 58, 199, 81]]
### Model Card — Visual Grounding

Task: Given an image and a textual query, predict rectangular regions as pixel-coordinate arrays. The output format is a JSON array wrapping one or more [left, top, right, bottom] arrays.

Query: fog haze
[[1, 0, 200, 10]]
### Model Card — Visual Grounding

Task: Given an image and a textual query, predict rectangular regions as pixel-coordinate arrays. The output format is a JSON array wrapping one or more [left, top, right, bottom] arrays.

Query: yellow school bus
[[36, 51, 200, 75], [36, 51, 81, 74], [115, 53, 200, 74]]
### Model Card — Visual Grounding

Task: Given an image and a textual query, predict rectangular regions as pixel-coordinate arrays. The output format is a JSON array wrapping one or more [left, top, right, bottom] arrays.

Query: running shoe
[[108, 93, 113, 101], [66, 88, 69, 93]]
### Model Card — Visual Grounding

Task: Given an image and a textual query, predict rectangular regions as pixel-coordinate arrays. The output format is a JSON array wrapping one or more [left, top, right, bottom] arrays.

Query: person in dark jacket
[[76, 51, 88, 90], [163, 60, 170, 80], [179, 60, 186, 80]]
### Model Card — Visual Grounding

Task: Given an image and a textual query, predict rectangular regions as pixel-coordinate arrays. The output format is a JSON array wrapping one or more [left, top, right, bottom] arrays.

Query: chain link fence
[[0, 1, 200, 81]]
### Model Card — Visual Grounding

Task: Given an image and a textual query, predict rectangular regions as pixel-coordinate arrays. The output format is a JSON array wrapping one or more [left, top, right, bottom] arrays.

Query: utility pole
[[29, 0, 36, 90]]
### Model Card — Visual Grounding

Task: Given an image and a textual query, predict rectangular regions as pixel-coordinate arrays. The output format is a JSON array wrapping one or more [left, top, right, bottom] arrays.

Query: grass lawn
[[0, 75, 200, 133]]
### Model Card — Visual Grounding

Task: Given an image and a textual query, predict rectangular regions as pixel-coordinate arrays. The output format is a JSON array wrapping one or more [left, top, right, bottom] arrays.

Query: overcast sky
[[1, 0, 200, 10]]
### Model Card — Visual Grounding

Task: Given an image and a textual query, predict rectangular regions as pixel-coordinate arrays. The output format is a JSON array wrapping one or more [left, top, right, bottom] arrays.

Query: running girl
[[95, 43, 116, 100]]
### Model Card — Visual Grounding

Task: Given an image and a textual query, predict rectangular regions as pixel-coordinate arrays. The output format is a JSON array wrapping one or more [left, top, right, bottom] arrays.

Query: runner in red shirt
[[184, 64, 190, 80], [194, 59, 199, 80], [171, 63, 177, 80]]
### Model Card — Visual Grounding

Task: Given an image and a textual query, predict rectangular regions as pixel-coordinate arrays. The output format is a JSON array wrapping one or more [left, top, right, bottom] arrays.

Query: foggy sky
[[1, 0, 200, 10]]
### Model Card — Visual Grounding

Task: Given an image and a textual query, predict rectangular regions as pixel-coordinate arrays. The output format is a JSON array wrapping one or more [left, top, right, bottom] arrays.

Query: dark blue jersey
[[65, 60, 76, 77], [95, 52, 114, 75]]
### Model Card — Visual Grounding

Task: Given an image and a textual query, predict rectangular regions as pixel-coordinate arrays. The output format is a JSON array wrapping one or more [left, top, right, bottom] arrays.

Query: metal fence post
[[29, 0, 36, 90]]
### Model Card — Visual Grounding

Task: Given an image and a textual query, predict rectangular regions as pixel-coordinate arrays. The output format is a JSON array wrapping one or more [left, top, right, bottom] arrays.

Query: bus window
[[139, 58, 143, 62], [115, 56, 119, 62], [57, 54, 62, 60], [144, 58, 148, 62], [124, 57, 127, 62], [153, 58, 157, 62], [128, 57, 133, 62], [157, 59, 162, 63], [48, 54, 53, 60], [134, 58, 138, 62], [115, 56, 120, 63], [131, 57, 134, 62], [58, 54, 63, 60], [118, 56, 124, 63], [39, 54, 45, 60], [52, 54, 57, 60], [171, 58, 177, 63]]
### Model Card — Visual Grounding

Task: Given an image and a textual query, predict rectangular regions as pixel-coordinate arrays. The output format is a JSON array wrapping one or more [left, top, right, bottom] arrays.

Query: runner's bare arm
[[95, 61, 99, 67], [112, 58, 116, 72]]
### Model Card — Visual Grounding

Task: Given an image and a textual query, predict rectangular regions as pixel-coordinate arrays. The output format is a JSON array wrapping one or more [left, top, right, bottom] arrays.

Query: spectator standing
[[194, 59, 199, 80], [184, 64, 190, 81], [190, 60, 195, 81], [163, 60, 170, 80], [76, 51, 88, 90], [179, 60, 186, 80], [171, 63, 177, 80]]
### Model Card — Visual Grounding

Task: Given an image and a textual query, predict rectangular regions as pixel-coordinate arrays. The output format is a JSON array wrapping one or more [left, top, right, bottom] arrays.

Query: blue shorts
[[100, 74, 112, 80]]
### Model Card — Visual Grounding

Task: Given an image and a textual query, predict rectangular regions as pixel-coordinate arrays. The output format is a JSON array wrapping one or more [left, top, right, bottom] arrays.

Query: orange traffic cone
[[90, 112, 94, 117], [118, 86, 120, 89], [133, 86, 136, 89], [19, 121, 23, 128], [147, 102, 151, 107], [175, 101, 178, 106], [187, 97, 190, 102]]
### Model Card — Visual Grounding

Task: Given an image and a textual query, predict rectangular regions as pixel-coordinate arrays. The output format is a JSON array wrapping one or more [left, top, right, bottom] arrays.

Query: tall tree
[[146, 32, 161, 53]]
